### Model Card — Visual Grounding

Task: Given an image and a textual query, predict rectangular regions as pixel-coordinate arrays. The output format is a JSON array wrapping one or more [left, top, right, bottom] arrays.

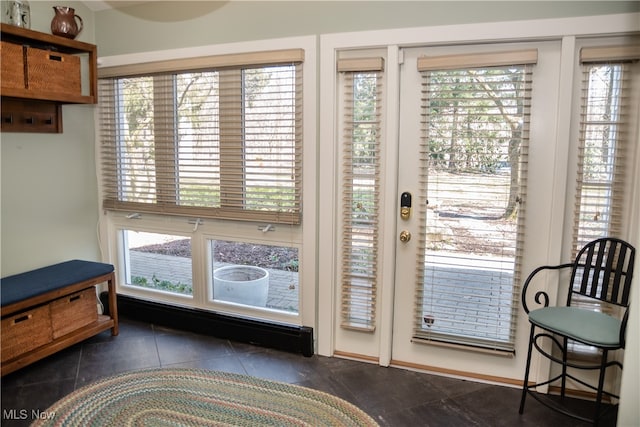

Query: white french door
[[331, 40, 563, 382], [390, 41, 562, 379]]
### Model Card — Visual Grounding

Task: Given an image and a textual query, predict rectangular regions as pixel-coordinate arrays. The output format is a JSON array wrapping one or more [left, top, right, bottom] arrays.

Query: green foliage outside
[[132, 274, 192, 295]]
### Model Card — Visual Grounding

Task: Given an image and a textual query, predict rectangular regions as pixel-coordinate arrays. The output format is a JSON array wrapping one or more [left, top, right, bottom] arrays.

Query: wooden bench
[[1, 260, 119, 376]]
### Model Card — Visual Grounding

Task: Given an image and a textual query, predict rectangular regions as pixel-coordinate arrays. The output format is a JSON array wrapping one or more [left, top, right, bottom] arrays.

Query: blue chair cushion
[[529, 306, 622, 348], [1, 260, 114, 307]]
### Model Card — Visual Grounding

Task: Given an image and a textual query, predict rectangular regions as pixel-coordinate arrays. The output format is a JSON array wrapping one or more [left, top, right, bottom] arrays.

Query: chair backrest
[[568, 238, 635, 307]]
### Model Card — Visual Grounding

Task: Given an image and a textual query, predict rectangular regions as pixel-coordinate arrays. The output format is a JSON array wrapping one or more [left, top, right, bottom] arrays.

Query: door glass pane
[[415, 65, 530, 352], [573, 63, 627, 249], [122, 230, 193, 296], [341, 71, 382, 331], [210, 240, 299, 313], [421, 170, 518, 346]]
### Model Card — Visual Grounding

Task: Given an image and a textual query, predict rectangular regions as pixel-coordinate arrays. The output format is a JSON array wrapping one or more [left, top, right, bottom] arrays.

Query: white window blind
[[415, 51, 534, 352], [572, 46, 639, 251], [569, 46, 639, 356], [338, 58, 384, 331], [98, 50, 303, 224]]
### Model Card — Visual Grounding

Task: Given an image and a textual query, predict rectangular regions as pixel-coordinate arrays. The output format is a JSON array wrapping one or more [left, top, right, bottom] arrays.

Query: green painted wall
[[1, 1, 99, 275], [94, 1, 639, 56]]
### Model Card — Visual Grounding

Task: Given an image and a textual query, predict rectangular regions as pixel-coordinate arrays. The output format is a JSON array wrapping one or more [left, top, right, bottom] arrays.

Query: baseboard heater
[[100, 293, 314, 357]]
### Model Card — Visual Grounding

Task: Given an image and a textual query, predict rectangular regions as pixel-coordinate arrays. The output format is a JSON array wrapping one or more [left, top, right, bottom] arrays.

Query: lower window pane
[[123, 230, 193, 296], [210, 240, 299, 313]]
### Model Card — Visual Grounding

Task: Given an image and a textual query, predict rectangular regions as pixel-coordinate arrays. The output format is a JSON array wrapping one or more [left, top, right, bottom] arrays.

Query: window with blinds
[[572, 46, 639, 252], [415, 50, 536, 352], [569, 45, 639, 356], [338, 57, 384, 331], [98, 50, 303, 224]]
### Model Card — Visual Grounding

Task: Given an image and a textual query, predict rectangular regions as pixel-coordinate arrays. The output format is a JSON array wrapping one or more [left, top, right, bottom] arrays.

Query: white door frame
[[317, 13, 640, 370]]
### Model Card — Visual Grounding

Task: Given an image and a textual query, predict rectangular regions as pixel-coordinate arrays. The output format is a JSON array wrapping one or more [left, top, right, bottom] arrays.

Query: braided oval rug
[[31, 368, 379, 427]]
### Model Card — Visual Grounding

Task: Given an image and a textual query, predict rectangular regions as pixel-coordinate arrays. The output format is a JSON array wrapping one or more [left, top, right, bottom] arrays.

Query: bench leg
[[107, 273, 119, 336]]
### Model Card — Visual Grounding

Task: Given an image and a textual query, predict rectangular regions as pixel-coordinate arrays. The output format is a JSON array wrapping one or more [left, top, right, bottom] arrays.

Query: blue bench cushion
[[1, 260, 114, 307]]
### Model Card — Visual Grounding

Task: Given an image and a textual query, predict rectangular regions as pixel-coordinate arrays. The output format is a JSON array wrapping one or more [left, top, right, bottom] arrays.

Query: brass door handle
[[399, 230, 411, 243]]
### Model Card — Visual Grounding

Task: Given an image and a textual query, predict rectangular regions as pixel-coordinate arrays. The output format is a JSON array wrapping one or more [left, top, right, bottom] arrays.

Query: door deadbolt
[[399, 230, 411, 243], [400, 192, 412, 220]]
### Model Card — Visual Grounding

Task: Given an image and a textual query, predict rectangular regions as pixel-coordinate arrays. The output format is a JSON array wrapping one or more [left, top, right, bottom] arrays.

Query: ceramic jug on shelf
[[4, 0, 30, 28], [51, 6, 83, 39]]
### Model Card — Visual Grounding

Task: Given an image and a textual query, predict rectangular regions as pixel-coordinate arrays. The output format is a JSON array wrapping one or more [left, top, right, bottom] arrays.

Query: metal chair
[[519, 237, 635, 426]]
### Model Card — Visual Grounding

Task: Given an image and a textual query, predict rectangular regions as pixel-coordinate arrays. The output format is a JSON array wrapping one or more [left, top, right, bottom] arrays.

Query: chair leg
[[519, 324, 535, 414], [593, 349, 609, 427], [560, 336, 568, 399]]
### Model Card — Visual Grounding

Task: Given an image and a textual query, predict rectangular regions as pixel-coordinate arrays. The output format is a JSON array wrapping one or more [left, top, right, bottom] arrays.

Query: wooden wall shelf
[[0, 23, 98, 133]]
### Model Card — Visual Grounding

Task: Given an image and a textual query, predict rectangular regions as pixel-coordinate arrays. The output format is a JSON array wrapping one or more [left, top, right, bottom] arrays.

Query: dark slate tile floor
[[1, 316, 614, 426]]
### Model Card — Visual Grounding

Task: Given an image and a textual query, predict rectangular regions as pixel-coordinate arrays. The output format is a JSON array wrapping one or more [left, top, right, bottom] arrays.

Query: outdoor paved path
[[129, 252, 299, 312]]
